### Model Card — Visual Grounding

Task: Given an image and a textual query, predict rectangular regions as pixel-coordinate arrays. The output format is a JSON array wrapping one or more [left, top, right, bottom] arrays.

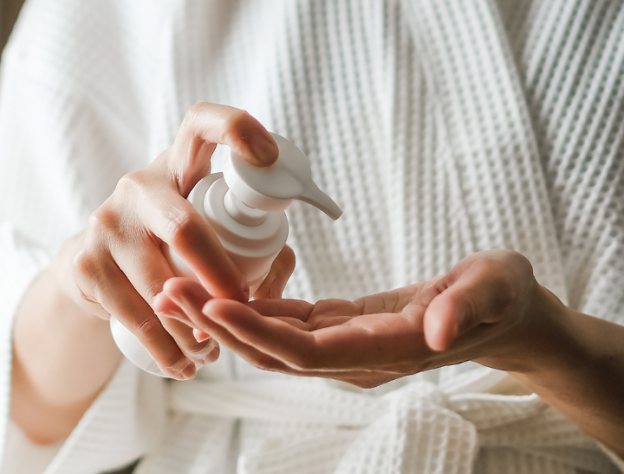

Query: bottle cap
[[224, 133, 342, 220]]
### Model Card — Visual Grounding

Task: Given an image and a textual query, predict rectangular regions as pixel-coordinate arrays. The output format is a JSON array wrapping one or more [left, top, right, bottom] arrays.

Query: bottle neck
[[223, 189, 268, 226]]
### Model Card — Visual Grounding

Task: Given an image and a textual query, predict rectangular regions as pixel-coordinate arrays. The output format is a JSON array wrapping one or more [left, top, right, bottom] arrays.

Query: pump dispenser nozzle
[[224, 133, 342, 219], [110, 132, 342, 378]]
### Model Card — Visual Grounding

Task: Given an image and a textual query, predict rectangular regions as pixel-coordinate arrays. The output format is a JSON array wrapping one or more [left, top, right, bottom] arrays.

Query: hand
[[157, 250, 550, 387], [51, 103, 294, 379]]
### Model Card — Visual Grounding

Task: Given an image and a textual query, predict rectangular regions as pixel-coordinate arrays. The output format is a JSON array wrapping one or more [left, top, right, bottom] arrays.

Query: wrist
[[490, 289, 624, 456], [49, 234, 106, 328], [475, 282, 579, 376], [11, 238, 122, 444], [14, 260, 120, 406]]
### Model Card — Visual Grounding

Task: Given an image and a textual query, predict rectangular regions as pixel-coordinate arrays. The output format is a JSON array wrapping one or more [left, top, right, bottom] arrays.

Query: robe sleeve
[[0, 1, 170, 472]]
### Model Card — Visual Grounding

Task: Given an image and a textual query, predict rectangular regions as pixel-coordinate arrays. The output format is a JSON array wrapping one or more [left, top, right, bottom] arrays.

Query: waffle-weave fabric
[[0, 0, 623, 473]]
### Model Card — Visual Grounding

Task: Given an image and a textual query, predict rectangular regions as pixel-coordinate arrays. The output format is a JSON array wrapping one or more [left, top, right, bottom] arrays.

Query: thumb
[[423, 260, 514, 351]]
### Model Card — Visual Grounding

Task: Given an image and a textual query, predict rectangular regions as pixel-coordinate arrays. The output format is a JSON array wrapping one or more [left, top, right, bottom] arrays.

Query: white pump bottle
[[110, 133, 342, 377]]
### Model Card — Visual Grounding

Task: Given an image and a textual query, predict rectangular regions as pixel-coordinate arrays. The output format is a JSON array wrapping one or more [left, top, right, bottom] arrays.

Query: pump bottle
[[110, 133, 342, 376]]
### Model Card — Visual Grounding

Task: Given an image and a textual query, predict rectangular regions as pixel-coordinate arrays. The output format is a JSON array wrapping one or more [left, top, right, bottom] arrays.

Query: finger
[[159, 277, 218, 333], [247, 297, 361, 323], [171, 103, 278, 195], [160, 295, 211, 347], [152, 291, 184, 318], [422, 292, 464, 352], [134, 185, 248, 300], [193, 329, 212, 343], [350, 283, 423, 315], [203, 299, 418, 371], [109, 237, 175, 306], [163, 283, 303, 372], [162, 277, 212, 308], [397, 278, 444, 326], [254, 245, 296, 300], [74, 253, 194, 379], [159, 315, 220, 365], [153, 291, 216, 342], [246, 298, 314, 321], [153, 278, 211, 326], [205, 316, 392, 387], [166, 280, 222, 335], [163, 280, 403, 372], [181, 303, 293, 372], [161, 278, 313, 333], [162, 278, 315, 331], [111, 235, 219, 364]]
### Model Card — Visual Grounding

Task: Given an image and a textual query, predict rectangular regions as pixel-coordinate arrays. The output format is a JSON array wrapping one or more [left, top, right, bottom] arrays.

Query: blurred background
[[1, 0, 25, 58]]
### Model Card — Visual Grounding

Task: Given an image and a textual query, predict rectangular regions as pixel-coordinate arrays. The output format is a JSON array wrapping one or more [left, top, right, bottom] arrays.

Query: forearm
[[11, 265, 121, 445], [505, 287, 624, 457]]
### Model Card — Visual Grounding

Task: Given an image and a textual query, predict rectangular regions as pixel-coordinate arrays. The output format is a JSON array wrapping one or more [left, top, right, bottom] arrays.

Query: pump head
[[223, 133, 343, 220]]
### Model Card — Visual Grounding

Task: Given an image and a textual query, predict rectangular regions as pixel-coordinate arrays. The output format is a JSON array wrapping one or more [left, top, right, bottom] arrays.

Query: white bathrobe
[[0, 0, 623, 473]]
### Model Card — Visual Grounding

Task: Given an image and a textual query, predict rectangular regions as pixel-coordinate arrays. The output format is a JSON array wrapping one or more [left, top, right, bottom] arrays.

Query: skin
[[156, 250, 624, 458], [11, 103, 296, 445]]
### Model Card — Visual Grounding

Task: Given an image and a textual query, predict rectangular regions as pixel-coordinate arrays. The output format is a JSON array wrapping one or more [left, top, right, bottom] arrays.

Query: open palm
[[155, 250, 539, 387]]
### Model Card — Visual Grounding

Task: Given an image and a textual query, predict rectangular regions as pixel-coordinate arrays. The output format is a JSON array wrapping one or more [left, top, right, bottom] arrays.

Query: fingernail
[[252, 133, 278, 165], [193, 328, 211, 342], [207, 344, 220, 363], [180, 361, 196, 380]]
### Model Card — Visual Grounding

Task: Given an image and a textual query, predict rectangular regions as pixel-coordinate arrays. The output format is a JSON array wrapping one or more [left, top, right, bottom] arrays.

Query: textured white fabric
[[2, 421, 61, 474], [0, 0, 623, 473]]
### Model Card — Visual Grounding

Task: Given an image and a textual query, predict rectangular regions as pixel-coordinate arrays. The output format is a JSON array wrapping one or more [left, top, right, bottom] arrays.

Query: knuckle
[[144, 279, 167, 304], [72, 249, 102, 281], [87, 207, 121, 237], [183, 102, 208, 125], [115, 171, 146, 196], [134, 316, 163, 341], [72, 250, 110, 307], [165, 210, 201, 245]]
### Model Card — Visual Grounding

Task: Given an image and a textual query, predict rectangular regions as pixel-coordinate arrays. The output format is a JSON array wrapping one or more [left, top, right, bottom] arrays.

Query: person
[[0, 0, 623, 473]]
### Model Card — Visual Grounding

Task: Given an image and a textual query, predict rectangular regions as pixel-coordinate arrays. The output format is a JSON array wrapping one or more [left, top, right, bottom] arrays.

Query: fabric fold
[[42, 360, 167, 474], [400, 0, 568, 302], [170, 376, 618, 474]]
